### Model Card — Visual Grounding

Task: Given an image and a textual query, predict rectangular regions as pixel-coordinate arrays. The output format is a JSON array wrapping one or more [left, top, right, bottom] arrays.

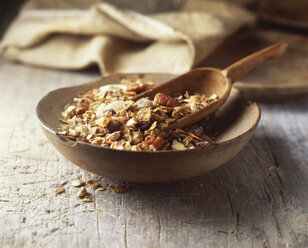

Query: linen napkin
[[0, 0, 255, 74]]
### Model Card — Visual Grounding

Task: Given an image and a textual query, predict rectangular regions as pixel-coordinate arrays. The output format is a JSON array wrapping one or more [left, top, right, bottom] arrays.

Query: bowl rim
[[36, 73, 261, 154]]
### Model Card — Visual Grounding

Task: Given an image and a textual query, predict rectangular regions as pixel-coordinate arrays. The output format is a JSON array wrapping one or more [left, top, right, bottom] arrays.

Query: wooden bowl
[[36, 73, 260, 183]]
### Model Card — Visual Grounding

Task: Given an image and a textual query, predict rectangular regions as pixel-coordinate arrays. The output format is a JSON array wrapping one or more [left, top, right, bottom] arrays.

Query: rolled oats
[[77, 187, 88, 198], [87, 179, 100, 190], [109, 184, 129, 193], [82, 196, 93, 203], [71, 179, 85, 187], [54, 187, 65, 194], [58, 78, 218, 151]]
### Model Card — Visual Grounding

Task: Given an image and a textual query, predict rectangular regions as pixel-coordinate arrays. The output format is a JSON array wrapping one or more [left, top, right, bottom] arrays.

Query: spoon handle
[[223, 41, 288, 84]]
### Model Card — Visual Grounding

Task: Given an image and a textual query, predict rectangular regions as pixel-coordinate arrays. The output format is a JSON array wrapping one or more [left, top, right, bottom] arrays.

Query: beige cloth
[[0, 0, 254, 75]]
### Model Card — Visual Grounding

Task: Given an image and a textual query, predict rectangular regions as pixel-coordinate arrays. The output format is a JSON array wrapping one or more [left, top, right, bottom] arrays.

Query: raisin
[[194, 140, 210, 147], [107, 120, 122, 133], [139, 119, 154, 132], [191, 125, 204, 137]]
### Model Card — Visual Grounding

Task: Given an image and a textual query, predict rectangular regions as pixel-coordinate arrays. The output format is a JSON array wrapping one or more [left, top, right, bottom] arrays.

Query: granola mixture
[[58, 79, 219, 151]]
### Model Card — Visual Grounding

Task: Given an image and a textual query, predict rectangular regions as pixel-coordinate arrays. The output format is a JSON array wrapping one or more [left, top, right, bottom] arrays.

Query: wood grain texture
[[0, 58, 308, 248]]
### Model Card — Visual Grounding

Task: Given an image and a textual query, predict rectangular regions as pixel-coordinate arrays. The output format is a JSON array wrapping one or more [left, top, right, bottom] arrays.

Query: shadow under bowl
[[36, 73, 261, 183]]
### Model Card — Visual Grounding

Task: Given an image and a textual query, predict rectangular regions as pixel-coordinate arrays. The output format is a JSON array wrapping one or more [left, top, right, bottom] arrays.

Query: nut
[[145, 135, 166, 150], [154, 93, 179, 107], [127, 84, 145, 93]]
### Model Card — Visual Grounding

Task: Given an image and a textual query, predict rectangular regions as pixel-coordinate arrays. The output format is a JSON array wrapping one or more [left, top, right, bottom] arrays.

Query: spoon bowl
[[134, 41, 288, 130]]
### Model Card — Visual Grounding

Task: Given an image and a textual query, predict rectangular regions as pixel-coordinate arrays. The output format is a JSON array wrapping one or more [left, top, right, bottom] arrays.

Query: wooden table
[[0, 57, 308, 248]]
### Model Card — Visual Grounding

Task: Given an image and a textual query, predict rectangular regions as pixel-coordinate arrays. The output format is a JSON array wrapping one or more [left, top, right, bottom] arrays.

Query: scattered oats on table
[[109, 184, 130, 193], [87, 179, 100, 190], [58, 78, 219, 151], [77, 186, 88, 198], [82, 196, 93, 203], [54, 187, 65, 195], [70, 179, 85, 187]]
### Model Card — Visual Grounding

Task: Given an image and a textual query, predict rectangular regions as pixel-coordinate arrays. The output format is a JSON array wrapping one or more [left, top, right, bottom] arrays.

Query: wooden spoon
[[133, 41, 288, 130]]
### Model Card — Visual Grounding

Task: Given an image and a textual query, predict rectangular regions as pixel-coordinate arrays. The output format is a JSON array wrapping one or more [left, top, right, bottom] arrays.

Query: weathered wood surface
[[0, 58, 308, 248]]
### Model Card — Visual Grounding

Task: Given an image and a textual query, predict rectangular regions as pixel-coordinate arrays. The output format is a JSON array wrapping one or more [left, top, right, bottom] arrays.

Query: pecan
[[152, 136, 166, 150], [154, 93, 179, 107], [127, 84, 145, 93], [145, 135, 166, 150]]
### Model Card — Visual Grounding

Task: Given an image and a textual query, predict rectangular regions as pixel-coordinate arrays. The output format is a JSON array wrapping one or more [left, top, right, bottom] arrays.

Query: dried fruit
[[77, 187, 88, 198], [71, 179, 85, 187], [127, 84, 145, 93], [195, 140, 210, 147], [191, 125, 204, 137], [154, 93, 179, 107], [54, 187, 65, 194], [139, 119, 154, 132], [107, 120, 122, 133]]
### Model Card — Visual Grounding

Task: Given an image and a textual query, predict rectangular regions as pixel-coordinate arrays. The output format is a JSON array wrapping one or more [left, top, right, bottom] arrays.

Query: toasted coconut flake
[[172, 140, 187, 151]]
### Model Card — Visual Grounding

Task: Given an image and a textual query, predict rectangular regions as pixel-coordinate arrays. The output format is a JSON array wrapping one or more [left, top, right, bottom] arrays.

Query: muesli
[[58, 79, 219, 151]]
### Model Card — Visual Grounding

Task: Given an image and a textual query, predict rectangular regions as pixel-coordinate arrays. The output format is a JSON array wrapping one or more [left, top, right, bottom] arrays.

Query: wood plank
[[0, 58, 307, 247]]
